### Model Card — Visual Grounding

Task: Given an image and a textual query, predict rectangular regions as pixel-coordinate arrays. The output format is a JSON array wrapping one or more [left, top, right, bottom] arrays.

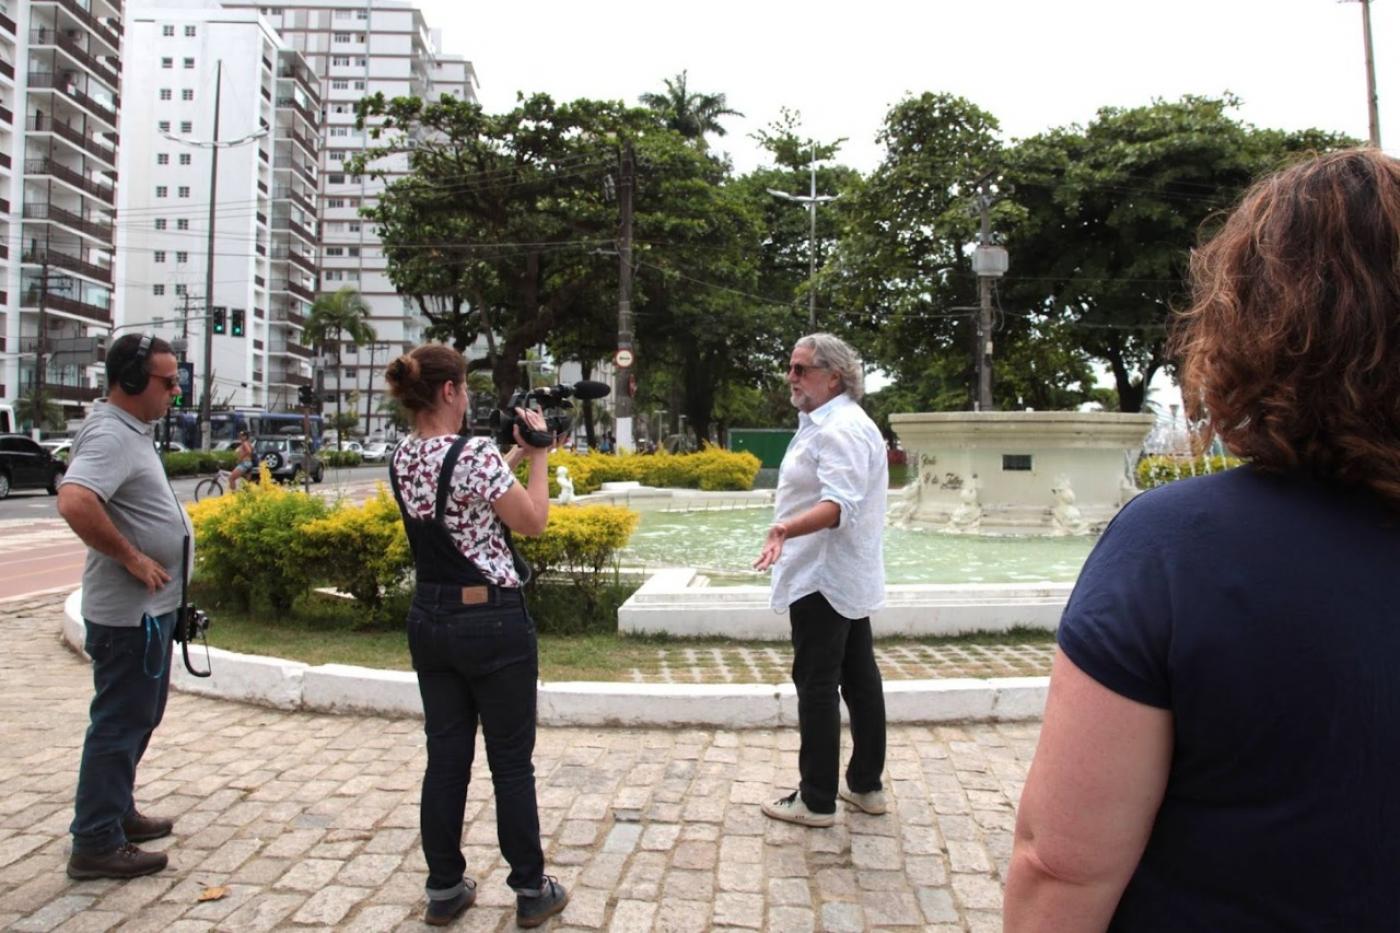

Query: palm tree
[[639, 71, 744, 145], [304, 286, 376, 451], [14, 387, 64, 433]]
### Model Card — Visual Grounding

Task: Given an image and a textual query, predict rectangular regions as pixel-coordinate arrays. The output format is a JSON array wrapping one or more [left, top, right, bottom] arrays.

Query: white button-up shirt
[[769, 392, 888, 619]]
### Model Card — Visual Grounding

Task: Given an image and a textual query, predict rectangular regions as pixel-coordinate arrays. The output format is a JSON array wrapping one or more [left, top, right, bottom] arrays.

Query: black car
[[252, 435, 324, 484], [0, 434, 66, 499]]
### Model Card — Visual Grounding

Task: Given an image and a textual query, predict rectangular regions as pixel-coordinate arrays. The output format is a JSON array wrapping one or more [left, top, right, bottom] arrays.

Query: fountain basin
[[889, 411, 1155, 534]]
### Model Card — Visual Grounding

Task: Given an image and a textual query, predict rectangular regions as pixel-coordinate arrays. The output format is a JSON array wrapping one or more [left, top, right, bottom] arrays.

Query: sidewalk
[[1, 592, 1033, 931]]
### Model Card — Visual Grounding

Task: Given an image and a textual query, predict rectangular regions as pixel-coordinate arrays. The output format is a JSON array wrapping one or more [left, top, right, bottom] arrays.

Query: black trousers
[[789, 591, 886, 813]]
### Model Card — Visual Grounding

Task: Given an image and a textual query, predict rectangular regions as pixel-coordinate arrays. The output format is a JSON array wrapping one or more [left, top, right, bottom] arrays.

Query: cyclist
[[229, 431, 254, 490]]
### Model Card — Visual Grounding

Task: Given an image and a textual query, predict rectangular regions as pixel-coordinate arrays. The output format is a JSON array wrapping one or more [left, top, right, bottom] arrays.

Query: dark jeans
[[408, 589, 544, 893], [70, 611, 176, 855], [789, 591, 886, 814]]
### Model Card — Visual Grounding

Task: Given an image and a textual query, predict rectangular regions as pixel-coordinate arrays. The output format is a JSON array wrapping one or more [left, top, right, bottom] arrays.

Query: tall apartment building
[[221, 0, 475, 438], [115, 0, 321, 418], [0, 0, 123, 419]]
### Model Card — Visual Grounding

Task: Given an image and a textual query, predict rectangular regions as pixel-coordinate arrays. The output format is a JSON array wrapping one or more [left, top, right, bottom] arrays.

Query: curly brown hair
[[383, 344, 466, 414], [1172, 148, 1400, 507]]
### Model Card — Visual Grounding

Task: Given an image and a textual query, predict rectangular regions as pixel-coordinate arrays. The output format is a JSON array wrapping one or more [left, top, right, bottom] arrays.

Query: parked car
[[0, 434, 66, 498], [253, 435, 324, 484], [360, 441, 391, 463], [40, 439, 73, 462]]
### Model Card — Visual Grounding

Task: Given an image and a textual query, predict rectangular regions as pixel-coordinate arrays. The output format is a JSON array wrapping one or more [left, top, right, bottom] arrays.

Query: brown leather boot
[[122, 811, 174, 844], [67, 843, 168, 880]]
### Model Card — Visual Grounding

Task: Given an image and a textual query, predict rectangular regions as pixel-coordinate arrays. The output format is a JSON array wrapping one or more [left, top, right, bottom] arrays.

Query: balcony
[[23, 201, 114, 241], [0, 60, 13, 80], [0, 104, 10, 125], [27, 116, 116, 165], [271, 372, 312, 387], [0, 153, 11, 170], [25, 158, 115, 204], [0, 11, 14, 35], [31, 29, 119, 88], [23, 247, 113, 284], [282, 217, 316, 245], [272, 185, 315, 215], [21, 287, 112, 324], [48, 382, 102, 402], [0, 244, 9, 259], [27, 73, 118, 127], [273, 96, 318, 131], [272, 307, 306, 327], [277, 130, 318, 158], [34, 0, 121, 52]]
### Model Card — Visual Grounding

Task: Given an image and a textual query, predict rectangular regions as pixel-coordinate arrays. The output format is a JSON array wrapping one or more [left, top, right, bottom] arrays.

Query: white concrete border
[[60, 590, 1049, 727]]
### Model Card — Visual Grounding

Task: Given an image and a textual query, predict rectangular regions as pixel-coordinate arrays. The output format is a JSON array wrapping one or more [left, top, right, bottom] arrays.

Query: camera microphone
[[571, 380, 612, 400]]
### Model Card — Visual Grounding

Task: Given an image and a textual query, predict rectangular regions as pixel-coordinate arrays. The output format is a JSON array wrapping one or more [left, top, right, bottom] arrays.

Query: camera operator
[[383, 345, 568, 929], [56, 333, 192, 880]]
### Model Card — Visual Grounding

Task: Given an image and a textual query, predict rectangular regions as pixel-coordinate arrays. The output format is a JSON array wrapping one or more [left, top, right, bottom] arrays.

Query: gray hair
[[796, 332, 865, 400]]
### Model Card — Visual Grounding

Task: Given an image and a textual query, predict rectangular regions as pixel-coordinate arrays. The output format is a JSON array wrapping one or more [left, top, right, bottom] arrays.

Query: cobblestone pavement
[[0, 592, 1036, 932], [621, 643, 1054, 684]]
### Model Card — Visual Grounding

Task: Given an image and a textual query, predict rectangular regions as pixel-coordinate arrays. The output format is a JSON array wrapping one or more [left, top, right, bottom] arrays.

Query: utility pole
[[33, 260, 49, 441], [970, 179, 1009, 412], [767, 142, 839, 331], [199, 59, 223, 451], [613, 141, 635, 451], [1351, 0, 1382, 147]]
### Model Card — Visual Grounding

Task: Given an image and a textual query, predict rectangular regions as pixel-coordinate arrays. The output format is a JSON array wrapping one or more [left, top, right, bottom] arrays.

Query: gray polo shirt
[[60, 400, 195, 626]]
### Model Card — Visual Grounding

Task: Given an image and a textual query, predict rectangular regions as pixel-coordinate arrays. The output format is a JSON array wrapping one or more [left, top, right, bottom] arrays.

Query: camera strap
[[174, 533, 212, 677]]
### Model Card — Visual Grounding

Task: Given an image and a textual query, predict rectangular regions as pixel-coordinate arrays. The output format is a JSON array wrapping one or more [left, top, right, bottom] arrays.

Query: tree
[[14, 388, 64, 433], [1000, 95, 1354, 411], [640, 71, 744, 146], [305, 286, 376, 449]]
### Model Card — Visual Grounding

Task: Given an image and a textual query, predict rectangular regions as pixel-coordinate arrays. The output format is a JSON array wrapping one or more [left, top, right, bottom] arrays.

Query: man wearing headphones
[[57, 333, 192, 880]]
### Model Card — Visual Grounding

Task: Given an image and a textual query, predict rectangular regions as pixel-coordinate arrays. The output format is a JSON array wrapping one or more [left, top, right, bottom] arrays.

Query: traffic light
[[297, 384, 319, 407], [230, 308, 245, 337], [212, 307, 226, 334]]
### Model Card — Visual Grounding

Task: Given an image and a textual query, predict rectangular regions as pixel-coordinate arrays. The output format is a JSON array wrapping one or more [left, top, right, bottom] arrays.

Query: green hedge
[[516, 448, 762, 497], [320, 450, 363, 468], [1137, 454, 1243, 489], [162, 450, 240, 477]]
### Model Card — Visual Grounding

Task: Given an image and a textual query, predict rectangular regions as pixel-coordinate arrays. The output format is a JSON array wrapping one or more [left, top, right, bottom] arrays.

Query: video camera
[[491, 380, 611, 449]]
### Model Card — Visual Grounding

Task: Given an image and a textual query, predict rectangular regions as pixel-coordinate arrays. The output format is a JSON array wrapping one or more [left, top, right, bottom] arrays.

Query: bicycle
[[193, 469, 233, 501]]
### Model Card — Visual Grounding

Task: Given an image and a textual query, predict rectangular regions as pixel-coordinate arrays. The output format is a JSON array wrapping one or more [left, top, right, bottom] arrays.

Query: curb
[[60, 590, 1049, 727]]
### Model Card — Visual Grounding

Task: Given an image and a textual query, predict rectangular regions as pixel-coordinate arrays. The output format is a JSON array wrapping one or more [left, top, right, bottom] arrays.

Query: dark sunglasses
[[153, 373, 180, 391], [787, 363, 829, 378]]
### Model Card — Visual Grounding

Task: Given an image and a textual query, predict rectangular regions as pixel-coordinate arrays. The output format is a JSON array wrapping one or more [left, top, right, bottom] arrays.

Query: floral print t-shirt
[[391, 434, 521, 587]]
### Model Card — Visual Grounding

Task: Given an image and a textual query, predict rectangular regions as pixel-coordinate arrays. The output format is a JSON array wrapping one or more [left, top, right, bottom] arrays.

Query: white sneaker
[[839, 787, 888, 815], [761, 791, 835, 827]]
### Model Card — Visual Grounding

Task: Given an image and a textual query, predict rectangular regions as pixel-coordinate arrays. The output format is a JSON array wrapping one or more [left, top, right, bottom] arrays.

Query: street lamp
[[768, 142, 839, 330], [162, 59, 269, 450]]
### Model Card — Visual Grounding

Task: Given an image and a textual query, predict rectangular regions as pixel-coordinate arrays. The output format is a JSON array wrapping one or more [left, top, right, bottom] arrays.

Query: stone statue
[[555, 465, 575, 505], [886, 482, 920, 526], [943, 481, 982, 534], [1049, 476, 1088, 536]]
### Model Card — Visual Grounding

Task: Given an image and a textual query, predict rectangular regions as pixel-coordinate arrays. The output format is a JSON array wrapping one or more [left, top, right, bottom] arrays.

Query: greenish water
[[621, 508, 1095, 585]]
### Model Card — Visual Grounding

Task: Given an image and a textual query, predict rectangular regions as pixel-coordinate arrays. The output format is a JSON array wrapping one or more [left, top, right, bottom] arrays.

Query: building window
[[153, 284, 166, 295], [161, 57, 173, 68], [179, 153, 191, 165], [1002, 454, 1033, 472], [334, 32, 351, 42], [335, 8, 351, 17], [154, 218, 167, 230], [183, 57, 195, 68], [156, 186, 168, 198], [158, 120, 171, 132], [159, 88, 172, 100], [331, 80, 348, 90], [328, 173, 344, 184], [324, 270, 342, 281], [346, 246, 360, 257], [328, 151, 343, 161], [347, 222, 361, 232], [324, 246, 343, 256], [177, 218, 190, 230], [156, 153, 169, 164], [175, 284, 187, 295], [184, 25, 196, 36], [330, 127, 348, 137], [355, 8, 367, 18], [178, 186, 191, 198], [353, 80, 365, 90], [332, 56, 350, 66], [154, 251, 166, 262], [326, 198, 344, 208], [162, 25, 174, 36], [176, 251, 189, 263], [180, 121, 192, 133], [182, 89, 194, 101]]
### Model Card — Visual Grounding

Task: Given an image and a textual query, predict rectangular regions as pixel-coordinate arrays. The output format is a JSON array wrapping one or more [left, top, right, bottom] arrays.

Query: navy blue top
[[1058, 466, 1400, 932]]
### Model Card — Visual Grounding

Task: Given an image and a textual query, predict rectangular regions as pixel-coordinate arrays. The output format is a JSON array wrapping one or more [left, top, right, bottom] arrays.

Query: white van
[[0, 403, 14, 434]]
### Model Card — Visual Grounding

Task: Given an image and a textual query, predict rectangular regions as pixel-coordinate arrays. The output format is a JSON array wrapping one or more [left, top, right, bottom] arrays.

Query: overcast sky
[[417, 0, 1395, 174]]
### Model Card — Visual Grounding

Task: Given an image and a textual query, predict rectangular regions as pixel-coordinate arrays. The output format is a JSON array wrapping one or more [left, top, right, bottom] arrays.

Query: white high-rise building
[[220, 0, 475, 438], [115, 0, 321, 428], [0, 0, 123, 420]]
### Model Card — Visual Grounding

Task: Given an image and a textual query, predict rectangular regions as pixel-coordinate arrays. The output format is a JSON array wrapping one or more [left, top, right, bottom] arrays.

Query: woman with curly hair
[[1005, 148, 1400, 930]]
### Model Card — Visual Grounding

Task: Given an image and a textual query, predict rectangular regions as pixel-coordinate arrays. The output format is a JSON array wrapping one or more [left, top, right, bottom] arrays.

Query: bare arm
[[1003, 648, 1173, 932], [57, 484, 172, 592], [491, 409, 552, 536], [753, 500, 840, 571]]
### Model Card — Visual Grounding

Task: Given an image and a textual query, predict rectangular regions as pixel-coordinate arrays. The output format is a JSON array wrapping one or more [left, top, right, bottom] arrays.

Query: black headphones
[[117, 334, 154, 395]]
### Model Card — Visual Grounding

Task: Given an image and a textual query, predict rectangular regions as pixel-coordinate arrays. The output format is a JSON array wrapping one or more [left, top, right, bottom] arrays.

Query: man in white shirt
[[754, 333, 888, 827]]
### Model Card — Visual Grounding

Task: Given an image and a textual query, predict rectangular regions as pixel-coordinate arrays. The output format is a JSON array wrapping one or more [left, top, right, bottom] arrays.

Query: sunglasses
[[153, 374, 180, 391], [787, 363, 829, 378]]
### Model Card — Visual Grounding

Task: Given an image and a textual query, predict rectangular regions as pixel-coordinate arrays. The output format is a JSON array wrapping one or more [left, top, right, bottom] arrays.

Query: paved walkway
[[0, 592, 1035, 932]]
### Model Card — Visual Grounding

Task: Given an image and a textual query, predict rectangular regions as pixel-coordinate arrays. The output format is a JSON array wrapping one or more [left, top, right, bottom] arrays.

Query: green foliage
[[293, 488, 411, 617], [162, 450, 239, 476], [1136, 454, 1243, 489], [320, 449, 362, 468], [186, 470, 331, 612], [639, 70, 743, 144], [526, 581, 637, 636], [516, 449, 762, 496], [516, 505, 640, 616], [14, 388, 65, 432]]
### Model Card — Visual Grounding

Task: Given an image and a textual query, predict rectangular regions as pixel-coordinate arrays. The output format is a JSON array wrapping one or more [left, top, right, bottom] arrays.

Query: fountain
[[888, 411, 1156, 535]]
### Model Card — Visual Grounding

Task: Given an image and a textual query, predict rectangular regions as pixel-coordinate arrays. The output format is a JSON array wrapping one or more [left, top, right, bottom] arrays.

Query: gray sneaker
[[839, 786, 888, 815], [761, 791, 836, 827], [516, 876, 568, 928]]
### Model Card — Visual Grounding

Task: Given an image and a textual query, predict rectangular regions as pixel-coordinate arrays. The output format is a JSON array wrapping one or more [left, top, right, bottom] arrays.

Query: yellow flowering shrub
[[293, 487, 411, 613], [1136, 454, 1243, 489], [514, 448, 761, 496]]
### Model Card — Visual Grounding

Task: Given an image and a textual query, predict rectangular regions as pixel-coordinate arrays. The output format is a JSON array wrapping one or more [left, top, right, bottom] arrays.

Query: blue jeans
[[408, 590, 544, 893], [70, 611, 176, 855], [789, 591, 886, 813]]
